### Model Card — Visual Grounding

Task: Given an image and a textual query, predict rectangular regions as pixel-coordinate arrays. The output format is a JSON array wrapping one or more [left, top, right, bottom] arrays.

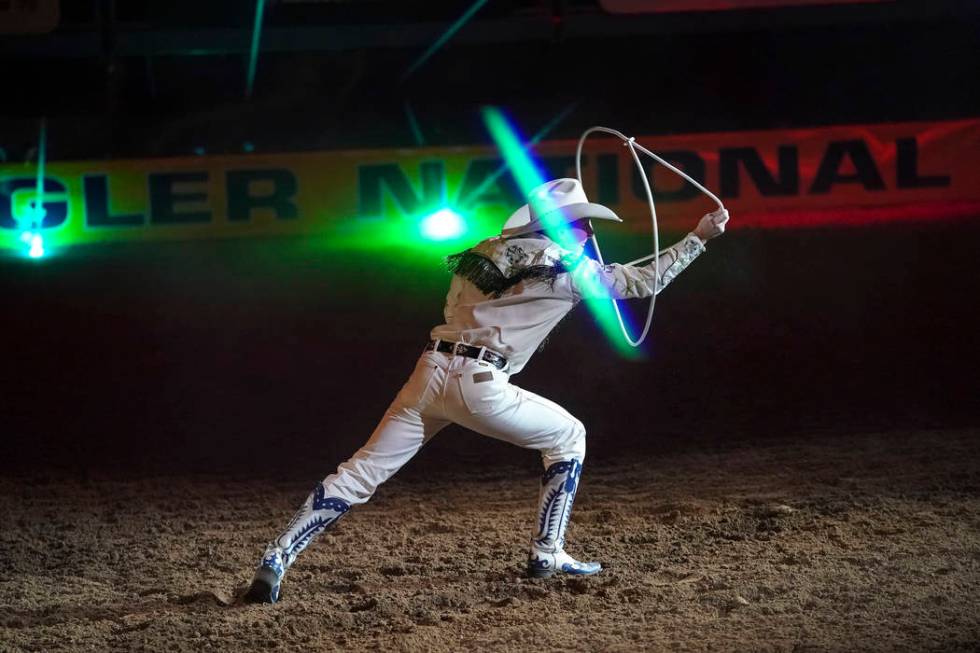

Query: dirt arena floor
[[1, 428, 977, 652]]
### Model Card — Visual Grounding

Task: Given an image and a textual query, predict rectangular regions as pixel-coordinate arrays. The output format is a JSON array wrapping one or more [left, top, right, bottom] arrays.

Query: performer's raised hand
[[694, 208, 729, 242]]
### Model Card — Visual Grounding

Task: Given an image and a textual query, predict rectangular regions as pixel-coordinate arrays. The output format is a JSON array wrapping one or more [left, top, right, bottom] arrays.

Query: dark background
[[1, 0, 978, 475]]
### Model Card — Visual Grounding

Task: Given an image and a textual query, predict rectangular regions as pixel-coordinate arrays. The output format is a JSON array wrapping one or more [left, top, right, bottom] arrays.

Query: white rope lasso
[[575, 126, 726, 347]]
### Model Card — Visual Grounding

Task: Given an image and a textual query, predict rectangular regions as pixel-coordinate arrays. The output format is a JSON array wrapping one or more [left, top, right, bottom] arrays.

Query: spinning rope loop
[[575, 126, 726, 348]]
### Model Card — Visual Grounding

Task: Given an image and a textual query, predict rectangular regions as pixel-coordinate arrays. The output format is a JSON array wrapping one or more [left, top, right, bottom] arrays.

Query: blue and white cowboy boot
[[245, 483, 350, 604], [527, 459, 602, 578]]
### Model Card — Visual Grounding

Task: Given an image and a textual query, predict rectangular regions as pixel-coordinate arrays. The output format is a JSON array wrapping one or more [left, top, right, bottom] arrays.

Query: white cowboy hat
[[501, 178, 622, 238]]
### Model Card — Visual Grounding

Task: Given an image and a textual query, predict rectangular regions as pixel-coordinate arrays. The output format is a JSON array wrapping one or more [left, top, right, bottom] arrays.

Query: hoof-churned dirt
[[1, 429, 978, 652]]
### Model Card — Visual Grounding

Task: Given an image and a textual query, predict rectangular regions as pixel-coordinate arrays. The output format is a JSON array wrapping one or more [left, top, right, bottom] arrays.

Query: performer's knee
[[544, 418, 587, 467], [323, 450, 399, 506]]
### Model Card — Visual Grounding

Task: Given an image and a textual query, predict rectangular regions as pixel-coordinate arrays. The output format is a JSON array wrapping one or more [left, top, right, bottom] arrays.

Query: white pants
[[321, 349, 587, 506]]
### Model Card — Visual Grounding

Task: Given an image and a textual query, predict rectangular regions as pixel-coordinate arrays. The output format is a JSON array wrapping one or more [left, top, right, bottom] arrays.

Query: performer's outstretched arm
[[571, 208, 729, 300]]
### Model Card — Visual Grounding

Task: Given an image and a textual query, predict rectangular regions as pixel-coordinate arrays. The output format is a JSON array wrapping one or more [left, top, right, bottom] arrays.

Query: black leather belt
[[425, 339, 508, 370]]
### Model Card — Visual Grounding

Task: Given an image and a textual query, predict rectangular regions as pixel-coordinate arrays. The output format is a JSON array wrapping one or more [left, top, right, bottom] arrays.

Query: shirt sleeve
[[570, 233, 706, 301]]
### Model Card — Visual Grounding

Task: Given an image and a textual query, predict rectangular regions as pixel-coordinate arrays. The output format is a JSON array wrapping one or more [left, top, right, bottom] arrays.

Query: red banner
[[1, 118, 977, 256], [559, 118, 980, 231], [599, 0, 890, 13]]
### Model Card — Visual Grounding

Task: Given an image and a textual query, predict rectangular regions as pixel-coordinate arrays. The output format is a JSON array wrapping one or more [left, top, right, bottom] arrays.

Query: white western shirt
[[429, 232, 706, 375]]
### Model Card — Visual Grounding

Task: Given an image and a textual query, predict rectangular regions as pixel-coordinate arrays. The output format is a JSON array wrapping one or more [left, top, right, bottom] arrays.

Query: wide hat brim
[[501, 202, 622, 238]]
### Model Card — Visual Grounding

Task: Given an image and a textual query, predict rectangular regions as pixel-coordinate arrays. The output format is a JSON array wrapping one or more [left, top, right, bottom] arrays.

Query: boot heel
[[245, 567, 281, 604], [527, 565, 555, 579], [527, 555, 556, 579]]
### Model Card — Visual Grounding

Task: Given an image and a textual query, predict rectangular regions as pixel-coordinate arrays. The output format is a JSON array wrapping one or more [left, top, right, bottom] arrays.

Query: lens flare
[[29, 234, 45, 258], [23, 232, 45, 259], [401, 0, 490, 82], [420, 207, 467, 241]]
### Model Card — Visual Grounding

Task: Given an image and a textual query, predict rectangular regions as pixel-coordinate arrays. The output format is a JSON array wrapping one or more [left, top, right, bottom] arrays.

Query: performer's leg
[[444, 361, 599, 577], [246, 355, 449, 603]]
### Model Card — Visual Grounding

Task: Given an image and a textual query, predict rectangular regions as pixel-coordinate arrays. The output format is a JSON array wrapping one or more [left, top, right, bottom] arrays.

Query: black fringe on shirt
[[445, 251, 564, 299]]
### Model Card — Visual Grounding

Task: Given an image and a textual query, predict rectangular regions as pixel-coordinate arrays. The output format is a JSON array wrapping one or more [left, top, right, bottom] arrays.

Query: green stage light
[[17, 118, 51, 260], [420, 207, 467, 241], [21, 230, 45, 259], [28, 233, 45, 259]]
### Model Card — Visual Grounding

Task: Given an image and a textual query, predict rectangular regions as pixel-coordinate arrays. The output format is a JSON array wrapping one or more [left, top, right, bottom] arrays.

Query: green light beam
[[245, 0, 268, 98], [404, 102, 426, 146], [33, 116, 46, 230], [481, 106, 641, 359], [461, 100, 579, 210], [22, 116, 49, 259], [400, 0, 489, 82]]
